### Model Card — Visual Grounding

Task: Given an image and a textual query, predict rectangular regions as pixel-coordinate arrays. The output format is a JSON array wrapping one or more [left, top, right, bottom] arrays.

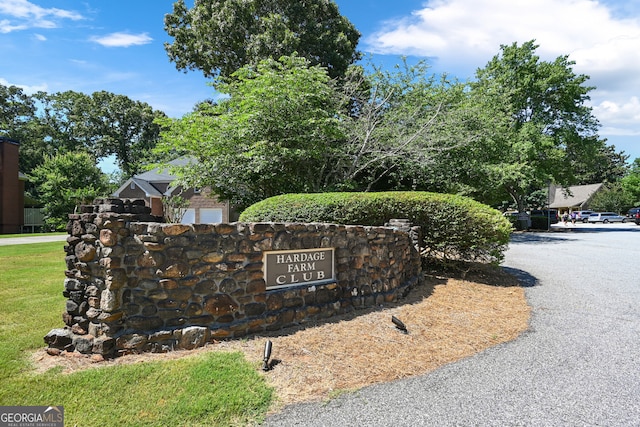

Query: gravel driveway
[[264, 225, 640, 426]]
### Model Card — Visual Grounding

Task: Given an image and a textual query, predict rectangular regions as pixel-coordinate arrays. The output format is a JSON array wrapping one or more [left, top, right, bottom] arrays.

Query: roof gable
[[113, 177, 163, 198], [112, 157, 194, 198], [135, 156, 194, 183], [549, 183, 603, 208]]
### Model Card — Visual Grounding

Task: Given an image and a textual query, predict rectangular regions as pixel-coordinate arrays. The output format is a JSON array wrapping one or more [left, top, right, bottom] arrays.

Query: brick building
[[113, 157, 234, 223], [0, 137, 25, 234]]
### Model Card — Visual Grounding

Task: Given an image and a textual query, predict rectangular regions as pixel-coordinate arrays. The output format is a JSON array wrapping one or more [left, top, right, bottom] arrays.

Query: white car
[[588, 212, 627, 223], [575, 210, 594, 223]]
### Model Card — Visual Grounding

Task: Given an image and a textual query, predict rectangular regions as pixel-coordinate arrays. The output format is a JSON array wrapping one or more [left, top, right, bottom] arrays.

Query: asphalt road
[[264, 223, 640, 426], [0, 234, 67, 246]]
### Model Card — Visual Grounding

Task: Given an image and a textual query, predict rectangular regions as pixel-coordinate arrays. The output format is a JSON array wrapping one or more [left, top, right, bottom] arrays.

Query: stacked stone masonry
[[45, 198, 423, 356]]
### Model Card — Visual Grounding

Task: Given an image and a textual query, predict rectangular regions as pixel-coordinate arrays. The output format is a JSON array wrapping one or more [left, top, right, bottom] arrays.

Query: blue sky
[[2, 0, 640, 168]]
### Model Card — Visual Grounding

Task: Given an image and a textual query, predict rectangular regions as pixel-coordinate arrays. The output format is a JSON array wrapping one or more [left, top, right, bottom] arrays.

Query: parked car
[[574, 210, 594, 223], [588, 212, 627, 223], [628, 207, 640, 225]]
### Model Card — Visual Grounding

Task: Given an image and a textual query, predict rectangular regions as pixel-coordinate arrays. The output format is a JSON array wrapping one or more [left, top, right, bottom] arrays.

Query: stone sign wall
[[45, 199, 422, 356]]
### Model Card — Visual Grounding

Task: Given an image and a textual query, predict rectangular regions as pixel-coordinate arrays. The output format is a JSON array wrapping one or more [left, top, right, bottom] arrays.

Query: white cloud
[[365, 0, 640, 74], [90, 32, 153, 48], [0, 77, 47, 94], [0, 18, 26, 33], [593, 97, 640, 131], [0, 0, 83, 32], [365, 0, 640, 149], [69, 59, 89, 66]]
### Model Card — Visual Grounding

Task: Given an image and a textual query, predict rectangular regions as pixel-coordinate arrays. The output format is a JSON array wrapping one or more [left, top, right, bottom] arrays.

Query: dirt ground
[[33, 263, 530, 410]]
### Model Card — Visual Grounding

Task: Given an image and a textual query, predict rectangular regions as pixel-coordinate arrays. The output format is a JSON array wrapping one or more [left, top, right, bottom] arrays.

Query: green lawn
[[0, 242, 274, 426]]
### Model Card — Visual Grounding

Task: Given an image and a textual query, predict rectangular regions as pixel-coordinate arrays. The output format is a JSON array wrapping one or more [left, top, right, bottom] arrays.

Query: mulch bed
[[33, 263, 530, 410]]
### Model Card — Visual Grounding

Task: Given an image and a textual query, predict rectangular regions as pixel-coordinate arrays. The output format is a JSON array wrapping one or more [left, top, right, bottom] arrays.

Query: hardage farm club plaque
[[263, 248, 335, 290]]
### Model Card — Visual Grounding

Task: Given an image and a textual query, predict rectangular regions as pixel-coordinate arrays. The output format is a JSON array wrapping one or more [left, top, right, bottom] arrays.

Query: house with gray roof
[[548, 183, 603, 212], [113, 157, 233, 223]]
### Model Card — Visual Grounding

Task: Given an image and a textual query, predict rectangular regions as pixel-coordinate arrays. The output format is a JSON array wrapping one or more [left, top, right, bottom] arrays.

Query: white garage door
[[200, 208, 223, 223], [180, 208, 196, 224]]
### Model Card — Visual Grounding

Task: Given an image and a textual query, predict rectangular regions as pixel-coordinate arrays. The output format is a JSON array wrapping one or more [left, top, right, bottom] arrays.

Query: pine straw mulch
[[32, 263, 530, 410]]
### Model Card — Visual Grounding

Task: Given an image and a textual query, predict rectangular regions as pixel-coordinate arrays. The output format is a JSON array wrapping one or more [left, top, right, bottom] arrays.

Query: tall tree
[[20, 91, 96, 173], [0, 84, 35, 140], [33, 91, 96, 153], [566, 137, 629, 185], [468, 40, 603, 212], [156, 55, 479, 208], [88, 91, 167, 177], [0, 84, 49, 176], [156, 54, 345, 209], [0, 85, 40, 173], [588, 182, 634, 213], [620, 158, 640, 207], [164, 0, 361, 80], [26, 91, 165, 178], [337, 60, 479, 192]]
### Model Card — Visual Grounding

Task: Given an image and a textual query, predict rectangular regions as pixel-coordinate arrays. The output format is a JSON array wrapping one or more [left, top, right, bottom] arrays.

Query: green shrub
[[239, 191, 512, 264]]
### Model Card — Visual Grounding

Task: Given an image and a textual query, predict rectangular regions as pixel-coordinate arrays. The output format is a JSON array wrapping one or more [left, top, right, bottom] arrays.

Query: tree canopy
[[10, 88, 166, 178], [0, 83, 167, 224], [618, 158, 640, 208], [3, 33, 635, 224], [164, 0, 361, 80], [0, 84, 36, 151], [337, 60, 480, 192], [156, 55, 345, 208], [30, 151, 111, 230], [86, 91, 167, 177], [156, 55, 478, 209], [466, 40, 606, 211]]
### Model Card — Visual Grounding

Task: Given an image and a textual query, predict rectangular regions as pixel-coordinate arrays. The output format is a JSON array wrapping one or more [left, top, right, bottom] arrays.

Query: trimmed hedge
[[239, 192, 512, 264]]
